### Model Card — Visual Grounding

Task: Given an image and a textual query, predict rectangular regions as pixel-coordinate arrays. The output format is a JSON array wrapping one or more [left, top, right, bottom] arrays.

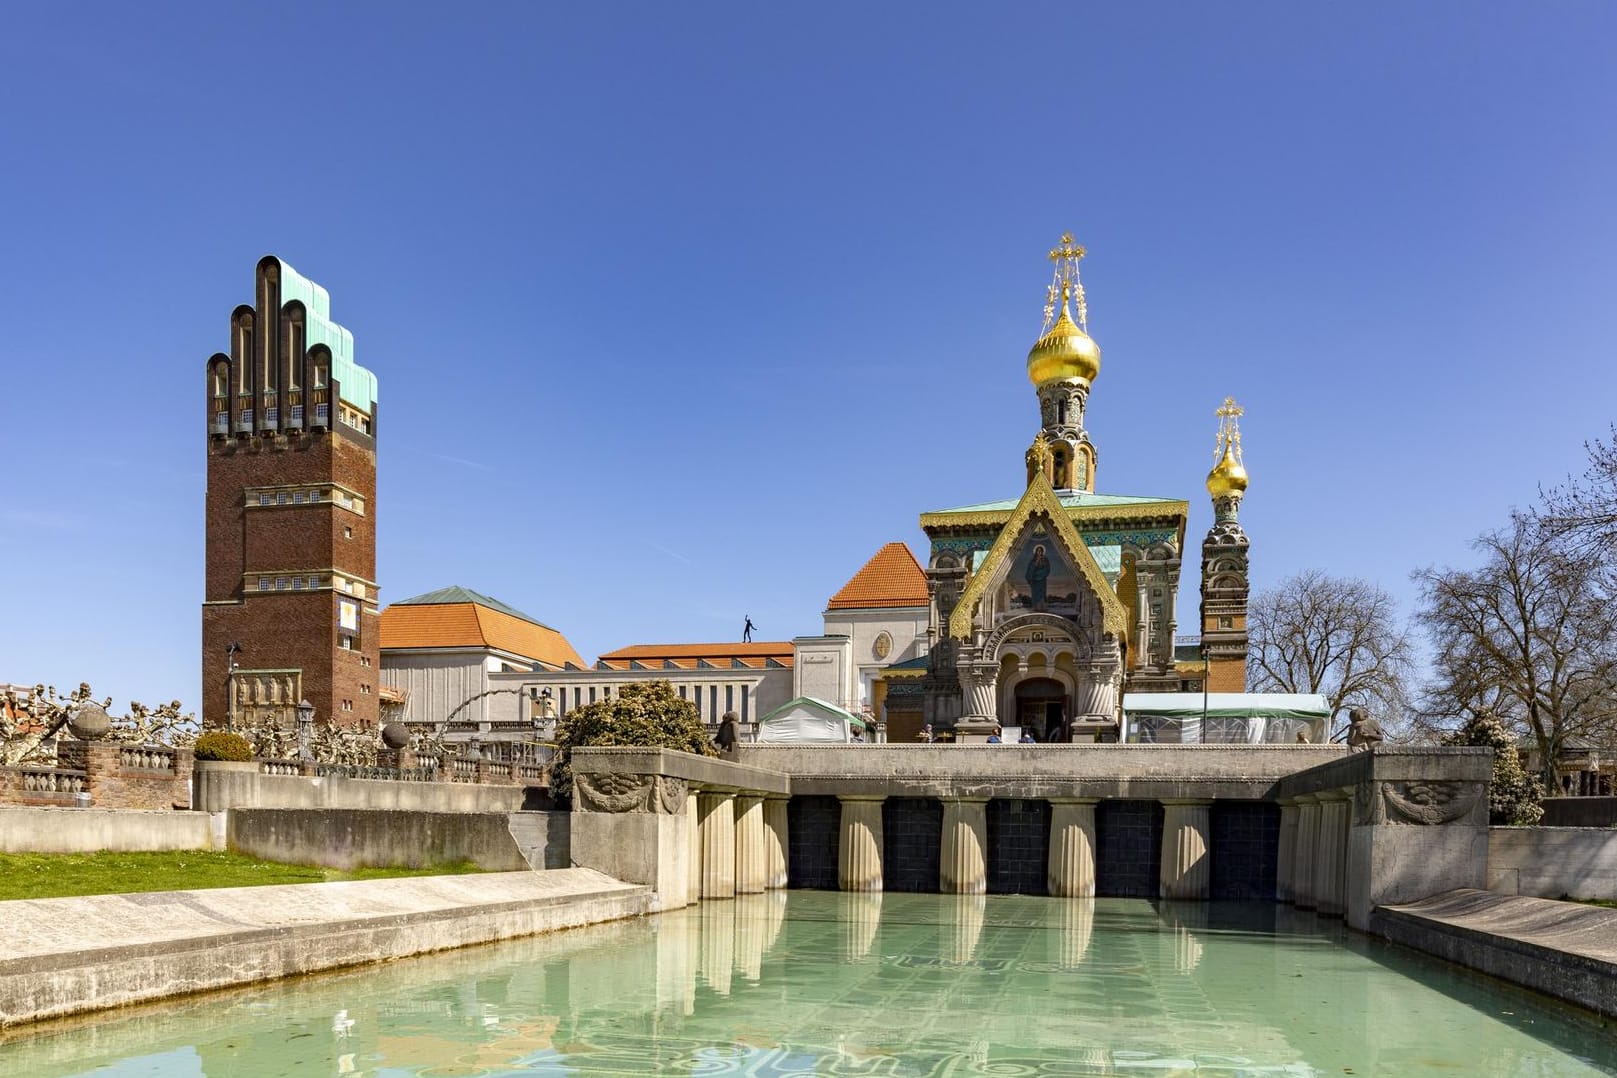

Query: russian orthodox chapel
[[915, 235, 1251, 742]]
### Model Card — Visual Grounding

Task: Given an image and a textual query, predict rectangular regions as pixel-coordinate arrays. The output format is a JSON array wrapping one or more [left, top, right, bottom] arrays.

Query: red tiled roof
[[827, 542, 928, 610], [380, 603, 585, 669]]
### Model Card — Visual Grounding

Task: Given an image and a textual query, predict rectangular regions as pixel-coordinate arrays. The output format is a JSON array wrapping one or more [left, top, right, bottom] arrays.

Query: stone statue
[[1345, 707, 1383, 752]]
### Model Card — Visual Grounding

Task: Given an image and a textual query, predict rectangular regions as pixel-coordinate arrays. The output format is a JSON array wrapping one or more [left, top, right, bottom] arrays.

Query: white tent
[[755, 696, 870, 743], [1121, 693, 1331, 745]]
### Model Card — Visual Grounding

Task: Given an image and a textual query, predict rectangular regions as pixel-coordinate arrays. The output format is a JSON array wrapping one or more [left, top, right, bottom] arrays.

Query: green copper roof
[[391, 585, 554, 630], [274, 258, 377, 411], [926, 490, 1182, 515]]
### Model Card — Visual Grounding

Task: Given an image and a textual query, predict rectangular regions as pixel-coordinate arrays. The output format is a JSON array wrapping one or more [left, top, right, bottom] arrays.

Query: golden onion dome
[[1027, 304, 1101, 386], [1206, 443, 1249, 499]]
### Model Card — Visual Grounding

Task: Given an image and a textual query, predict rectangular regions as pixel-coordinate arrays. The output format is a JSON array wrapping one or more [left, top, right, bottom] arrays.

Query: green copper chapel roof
[[925, 490, 1182, 515], [391, 585, 555, 630], [273, 257, 378, 411]]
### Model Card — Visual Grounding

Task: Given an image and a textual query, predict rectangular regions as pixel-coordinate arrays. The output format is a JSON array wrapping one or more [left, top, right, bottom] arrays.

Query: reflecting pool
[[3, 892, 1614, 1076]]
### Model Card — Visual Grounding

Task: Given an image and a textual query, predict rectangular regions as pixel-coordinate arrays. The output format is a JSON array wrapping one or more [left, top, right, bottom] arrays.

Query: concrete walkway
[[0, 868, 650, 1027], [1373, 888, 1617, 1018]]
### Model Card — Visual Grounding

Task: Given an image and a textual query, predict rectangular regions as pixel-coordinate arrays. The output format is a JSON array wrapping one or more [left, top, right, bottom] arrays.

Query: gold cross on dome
[[1049, 232, 1086, 264], [1217, 396, 1244, 420]]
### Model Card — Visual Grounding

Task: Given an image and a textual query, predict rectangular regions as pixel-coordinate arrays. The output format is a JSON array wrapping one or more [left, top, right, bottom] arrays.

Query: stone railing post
[[1316, 791, 1351, 917], [1047, 798, 1098, 898], [837, 795, 885, 892], [698, 791, 737, 899], [1293, 795, 1322, 909], [763, 795, 789, 890], [1159, 799, 1213, 900], [940, 797, 990, 894], [1276, 798, 1300, 903], [57, 741, 120, 808], [734, 794, 767, 895]]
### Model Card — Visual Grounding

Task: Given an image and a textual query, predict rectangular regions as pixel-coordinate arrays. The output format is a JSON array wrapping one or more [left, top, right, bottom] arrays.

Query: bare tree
[[1247, 570, 1415, 739], [1538, 424, 1617, 566], [1414, 513, 1617, 790]]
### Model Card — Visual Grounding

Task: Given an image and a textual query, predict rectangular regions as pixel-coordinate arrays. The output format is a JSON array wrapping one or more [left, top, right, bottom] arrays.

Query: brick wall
[[53, 743, 194, 810], [203, 429, 380, 729]]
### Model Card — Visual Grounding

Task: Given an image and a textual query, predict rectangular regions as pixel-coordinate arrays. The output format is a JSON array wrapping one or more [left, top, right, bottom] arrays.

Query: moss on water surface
[[0, 850, 483, 900]]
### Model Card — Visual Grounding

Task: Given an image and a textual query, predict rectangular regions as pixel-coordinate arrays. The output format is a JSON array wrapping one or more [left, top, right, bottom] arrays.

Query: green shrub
[[551, 681, 715, 806], [193, 730, 253, 762], [1444, 712, 1543, 825]]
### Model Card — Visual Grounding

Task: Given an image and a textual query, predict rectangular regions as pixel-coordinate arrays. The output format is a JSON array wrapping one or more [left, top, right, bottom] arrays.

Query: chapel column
[[762, 795, 790, 889], [698, 790, 737, 900], [838, 795, 885, 892], [1159, 799, 1212, 900], [1292, 795, 1321, 909], [1276, 798, 1300, 904], [1315, 791, 1351, 917], [940, 796, 990, 894], [734, 794, 766, 895], [1047, 797, 1098, 897]]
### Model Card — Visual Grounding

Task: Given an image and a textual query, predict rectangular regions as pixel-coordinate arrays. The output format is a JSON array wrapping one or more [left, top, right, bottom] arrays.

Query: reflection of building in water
[[945, 893, 987, 963], [913, 236, 1255, 742], [837, 891, 883, 960]]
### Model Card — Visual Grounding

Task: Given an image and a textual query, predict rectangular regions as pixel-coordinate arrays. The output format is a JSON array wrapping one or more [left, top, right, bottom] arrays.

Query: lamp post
[[225, 641, 243, 727], [296, 699, 315, 761]]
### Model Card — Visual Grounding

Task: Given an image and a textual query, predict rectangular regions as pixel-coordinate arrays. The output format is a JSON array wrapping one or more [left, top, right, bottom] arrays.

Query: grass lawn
[[1573, 897, 1617, 910], [0, 850, 484, 901]]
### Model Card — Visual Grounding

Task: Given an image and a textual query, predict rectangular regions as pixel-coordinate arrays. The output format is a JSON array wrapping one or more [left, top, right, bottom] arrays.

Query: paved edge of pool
[[1373, 888, 1617, 1020], [0, 868, 652, 1028]]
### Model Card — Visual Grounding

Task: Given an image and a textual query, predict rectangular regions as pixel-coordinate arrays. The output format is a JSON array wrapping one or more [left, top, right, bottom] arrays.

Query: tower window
[[276, 577, 288, 590], [315, 403, 329, 425], [1057, 399, 1066, 424], [344, 527, 353, 539], [257, 578, 270, 591], [277, 493, 289, 505]]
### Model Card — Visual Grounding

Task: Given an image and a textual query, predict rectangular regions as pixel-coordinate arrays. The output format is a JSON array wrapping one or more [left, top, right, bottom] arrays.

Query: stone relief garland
[[1354, 779, 1483, 826], [573, 771, 689, 814]]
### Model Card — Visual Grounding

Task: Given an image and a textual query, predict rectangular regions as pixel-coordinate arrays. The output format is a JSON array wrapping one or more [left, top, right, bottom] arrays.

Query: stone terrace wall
[[193, 765, 527, 814], [733, 744, 1347, 800], [1489, 826, 1617, 901]]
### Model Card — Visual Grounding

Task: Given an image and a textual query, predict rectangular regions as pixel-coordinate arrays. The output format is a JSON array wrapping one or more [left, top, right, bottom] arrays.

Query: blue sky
[[2, 3, 1614, 715]]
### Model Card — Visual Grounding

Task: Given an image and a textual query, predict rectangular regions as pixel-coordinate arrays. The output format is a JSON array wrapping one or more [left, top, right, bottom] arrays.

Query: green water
[[3, 892, 1614, 1076]]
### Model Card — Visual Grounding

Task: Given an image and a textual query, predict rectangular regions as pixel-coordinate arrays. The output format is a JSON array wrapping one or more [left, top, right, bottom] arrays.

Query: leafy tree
[[1414, 513, 1617, 789], [1247, 570, 1414, 740], [550, 680, 715, 806], [1443, 711, 1543, 825]]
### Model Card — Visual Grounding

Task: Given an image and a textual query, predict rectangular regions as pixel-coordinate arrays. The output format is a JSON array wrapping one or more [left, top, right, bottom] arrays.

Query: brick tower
[[1199, 397, 1251, 692], [201, 256, 380, 730]]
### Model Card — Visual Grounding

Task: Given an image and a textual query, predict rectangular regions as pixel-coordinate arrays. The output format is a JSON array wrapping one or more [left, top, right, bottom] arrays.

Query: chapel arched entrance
[[1013, 677, 1067, 742]]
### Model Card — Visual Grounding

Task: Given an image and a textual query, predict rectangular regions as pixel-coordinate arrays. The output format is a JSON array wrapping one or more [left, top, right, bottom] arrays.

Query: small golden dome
[[1027, 305, 1101, 386], [1206, 443, 1249, 499]]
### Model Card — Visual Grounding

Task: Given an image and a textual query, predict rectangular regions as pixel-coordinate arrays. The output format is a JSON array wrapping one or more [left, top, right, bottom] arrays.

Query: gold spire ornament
[[1027, 231, 1102, 386], [1205, 397, 1249, 499]]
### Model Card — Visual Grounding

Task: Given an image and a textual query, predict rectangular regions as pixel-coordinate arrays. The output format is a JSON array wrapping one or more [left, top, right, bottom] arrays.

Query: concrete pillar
[[1276, 799, 1300, 904], [837, 795, 885, 892], [1293, 796, 1321, 909], [686, 789, 700, 906], [698, 791, 737, 899], [734, 794, 766, 895], [762, 796, 789, 890], [1316, 792, 1351, 918], [1047, 798, 1098, 897], [940, 797, 990, 894], [1159, 799, 1212, 900]]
